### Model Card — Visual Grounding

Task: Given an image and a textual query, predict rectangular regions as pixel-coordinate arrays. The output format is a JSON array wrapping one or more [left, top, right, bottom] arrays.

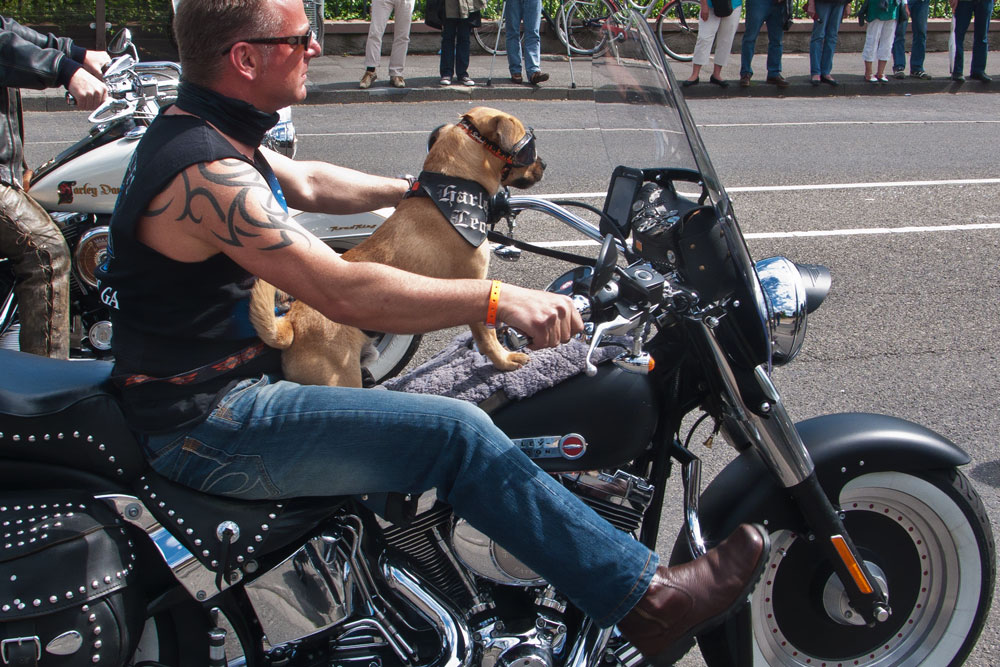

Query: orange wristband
[[485, 280, 502, 329]]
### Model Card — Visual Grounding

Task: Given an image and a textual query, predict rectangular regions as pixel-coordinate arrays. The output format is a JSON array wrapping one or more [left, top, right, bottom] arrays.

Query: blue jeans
[[144, 375, 657, 626], [891, 0, 928, 72], [441, 17, 473, 78], [505, 0, 543, 76], [953, 0, 994, 76], [740, 0, 785, 78], [809, 3, 845, 76]]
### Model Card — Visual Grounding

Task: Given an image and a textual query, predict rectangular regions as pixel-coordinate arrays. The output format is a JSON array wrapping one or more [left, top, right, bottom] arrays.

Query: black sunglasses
[[458, 117, 537, 167], [221, 28, 314, 55], [509, 128, 536, 167]]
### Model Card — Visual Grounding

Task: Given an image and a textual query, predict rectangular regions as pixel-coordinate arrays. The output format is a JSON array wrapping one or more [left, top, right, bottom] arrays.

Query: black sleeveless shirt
[[96, 113, 281, 433]]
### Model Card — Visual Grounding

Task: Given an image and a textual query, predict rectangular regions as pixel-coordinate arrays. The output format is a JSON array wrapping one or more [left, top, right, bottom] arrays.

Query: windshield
[[587, 10, 772, 368]]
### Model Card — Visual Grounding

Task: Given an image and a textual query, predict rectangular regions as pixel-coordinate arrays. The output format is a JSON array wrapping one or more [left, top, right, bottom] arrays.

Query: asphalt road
[[22, 91, 1000, 665]]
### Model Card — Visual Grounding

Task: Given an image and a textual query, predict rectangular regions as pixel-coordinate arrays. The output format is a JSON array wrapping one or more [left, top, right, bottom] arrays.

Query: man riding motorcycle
[[95, 1, 770, 663], [0, 15, 109, 357]]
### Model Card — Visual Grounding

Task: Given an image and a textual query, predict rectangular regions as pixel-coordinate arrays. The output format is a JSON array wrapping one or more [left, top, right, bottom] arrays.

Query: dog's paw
[[492, 351, 530, 371]]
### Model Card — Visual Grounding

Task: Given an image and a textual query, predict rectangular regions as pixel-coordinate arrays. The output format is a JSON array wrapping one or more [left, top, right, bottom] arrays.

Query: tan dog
[[249, 106, 545, 387]]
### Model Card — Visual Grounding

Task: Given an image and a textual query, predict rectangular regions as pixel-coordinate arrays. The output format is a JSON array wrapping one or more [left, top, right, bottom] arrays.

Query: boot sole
[[647, 524, 772, 666]]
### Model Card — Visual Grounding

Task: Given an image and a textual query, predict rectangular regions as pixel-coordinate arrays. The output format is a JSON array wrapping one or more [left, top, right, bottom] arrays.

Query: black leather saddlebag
[[0, 492, 143, 666]]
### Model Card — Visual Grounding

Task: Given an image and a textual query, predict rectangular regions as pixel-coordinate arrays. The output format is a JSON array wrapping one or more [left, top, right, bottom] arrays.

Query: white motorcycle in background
[[2, 28, 419, 380]]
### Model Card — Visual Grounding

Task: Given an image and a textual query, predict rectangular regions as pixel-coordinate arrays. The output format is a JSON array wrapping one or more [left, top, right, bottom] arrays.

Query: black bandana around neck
[[403, 171, 492, 247], [175, 80, 280, 148]]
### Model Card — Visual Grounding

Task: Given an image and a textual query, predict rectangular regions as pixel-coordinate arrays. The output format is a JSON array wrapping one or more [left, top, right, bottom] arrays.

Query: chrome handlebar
[[497, 196, 652, 375]]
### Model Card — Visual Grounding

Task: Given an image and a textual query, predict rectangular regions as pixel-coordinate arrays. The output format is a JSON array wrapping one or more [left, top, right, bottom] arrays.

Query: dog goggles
[[458, 117, 537, 167]]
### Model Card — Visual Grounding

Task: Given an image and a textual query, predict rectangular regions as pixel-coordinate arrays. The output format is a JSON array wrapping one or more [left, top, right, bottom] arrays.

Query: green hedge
[[0, 0, 995, 34]]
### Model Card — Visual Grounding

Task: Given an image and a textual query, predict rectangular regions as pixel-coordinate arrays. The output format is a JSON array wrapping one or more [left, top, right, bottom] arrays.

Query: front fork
[[683, 319, 891, 626]]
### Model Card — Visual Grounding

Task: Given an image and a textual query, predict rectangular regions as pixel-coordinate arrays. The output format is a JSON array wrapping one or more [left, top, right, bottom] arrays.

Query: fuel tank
[[30, 133, 142, 214], [490, 363, 659, 473]]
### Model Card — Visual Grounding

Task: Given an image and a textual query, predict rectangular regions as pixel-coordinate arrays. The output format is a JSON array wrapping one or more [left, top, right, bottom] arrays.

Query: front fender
[[693, 412, 970, 542]]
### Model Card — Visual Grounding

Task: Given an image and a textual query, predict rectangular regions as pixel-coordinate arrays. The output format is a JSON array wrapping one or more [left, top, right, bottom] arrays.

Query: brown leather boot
[[617, 523, 769, 665]]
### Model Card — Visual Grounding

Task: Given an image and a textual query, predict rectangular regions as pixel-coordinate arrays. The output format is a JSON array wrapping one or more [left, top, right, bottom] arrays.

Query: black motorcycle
[[0, 12, 993, 667]]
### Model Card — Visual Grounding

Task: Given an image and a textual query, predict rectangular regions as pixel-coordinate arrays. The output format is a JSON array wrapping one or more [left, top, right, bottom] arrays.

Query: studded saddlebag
[[0, 493, 143, 666]]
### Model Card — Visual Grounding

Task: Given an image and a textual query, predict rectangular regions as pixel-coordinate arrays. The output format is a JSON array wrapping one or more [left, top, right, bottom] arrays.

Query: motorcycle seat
[[137, 468, 347, 581], [0, 349, 146, 481], [0, 349, 115, 416]]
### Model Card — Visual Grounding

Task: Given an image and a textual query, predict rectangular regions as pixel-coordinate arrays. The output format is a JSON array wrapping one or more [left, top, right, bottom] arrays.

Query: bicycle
[[557, 0, 701, 60], [473, 0, 700, 61]]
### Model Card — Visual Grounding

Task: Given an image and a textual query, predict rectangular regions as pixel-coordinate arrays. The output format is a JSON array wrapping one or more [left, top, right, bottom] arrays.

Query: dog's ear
[[462, 109, 522, 152], [489, 115, 521, 153], [427, 124, 448, 151]]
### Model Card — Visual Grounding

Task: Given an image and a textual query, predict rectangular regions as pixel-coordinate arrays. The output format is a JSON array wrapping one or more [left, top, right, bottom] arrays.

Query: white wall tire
[[747, 470, 994, 667]]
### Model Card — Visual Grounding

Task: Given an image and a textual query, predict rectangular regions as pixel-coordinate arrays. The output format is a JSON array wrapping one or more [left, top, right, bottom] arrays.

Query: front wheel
[[655, 0, 700, 62], [735, 469, 995, 666]]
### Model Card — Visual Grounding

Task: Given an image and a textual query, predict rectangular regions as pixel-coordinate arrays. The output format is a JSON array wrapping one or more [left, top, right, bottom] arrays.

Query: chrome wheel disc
[[751, 472, 982, 666]]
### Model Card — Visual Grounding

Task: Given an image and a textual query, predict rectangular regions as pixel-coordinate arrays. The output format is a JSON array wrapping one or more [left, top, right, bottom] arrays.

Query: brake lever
[[583, 313, 641, 376]]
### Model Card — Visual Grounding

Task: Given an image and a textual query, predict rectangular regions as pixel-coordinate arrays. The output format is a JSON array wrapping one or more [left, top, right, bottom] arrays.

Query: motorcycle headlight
[[755, 256, 809, 365]]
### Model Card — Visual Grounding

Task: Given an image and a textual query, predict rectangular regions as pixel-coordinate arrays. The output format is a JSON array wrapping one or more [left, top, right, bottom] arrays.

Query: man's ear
[[226, 42, 265, 82]]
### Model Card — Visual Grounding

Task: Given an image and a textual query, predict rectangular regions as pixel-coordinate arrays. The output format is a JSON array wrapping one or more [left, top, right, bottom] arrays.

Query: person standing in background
[[806, 0, 850, 85], [891, 0, 932, 78], [739, 0, 789, 87], [359, 0, 416, 88], [439, 0, 486, 85], [950, 0, 993, 82], [505, 0, 549, 85], [1, 15, 108, 358], [682, 0, 741, 88], [861, 0, 899, 82]]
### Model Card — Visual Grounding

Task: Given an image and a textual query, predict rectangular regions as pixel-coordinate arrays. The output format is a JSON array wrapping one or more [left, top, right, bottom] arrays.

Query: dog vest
[[404, 170, 492, 247]]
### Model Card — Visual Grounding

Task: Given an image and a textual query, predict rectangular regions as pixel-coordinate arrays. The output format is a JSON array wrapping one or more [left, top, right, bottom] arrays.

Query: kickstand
[[486, 0, 507, 86]]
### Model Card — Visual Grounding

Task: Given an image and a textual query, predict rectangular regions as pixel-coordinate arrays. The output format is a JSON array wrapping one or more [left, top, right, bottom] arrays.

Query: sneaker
[[892, 68, 905, 79], [739, 74, 751, 87], [359, 70, 377, 89], [390, 75, 405, 88], [911, 70, 931, 79], [529, 71, 549, 85], [867, 75, 878, 83], [459, 76, 476, 86], [439, 77, 452, 86], [878, 75, 889, 83]]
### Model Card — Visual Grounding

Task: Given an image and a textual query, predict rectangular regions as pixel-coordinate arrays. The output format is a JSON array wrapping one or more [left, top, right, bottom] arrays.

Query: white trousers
[[365, 0, 416, 76], [692, 10, 741, 68], [862, 18, 896, 62]]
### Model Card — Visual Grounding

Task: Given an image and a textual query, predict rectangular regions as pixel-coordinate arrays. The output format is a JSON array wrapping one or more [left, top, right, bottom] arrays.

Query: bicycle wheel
[[655, 0, 700, 62], [555, 0, 614, 56], [474, 17, 508, 55]]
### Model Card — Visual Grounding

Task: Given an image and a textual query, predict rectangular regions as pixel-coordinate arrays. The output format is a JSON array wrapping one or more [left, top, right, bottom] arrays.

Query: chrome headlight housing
[[755, 256, 810, 365], [263, 107, 297, 159]]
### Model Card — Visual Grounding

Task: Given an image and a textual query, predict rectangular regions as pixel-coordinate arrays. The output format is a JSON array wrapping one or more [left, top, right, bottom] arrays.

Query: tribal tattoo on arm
[[174, 159, 312, 251]]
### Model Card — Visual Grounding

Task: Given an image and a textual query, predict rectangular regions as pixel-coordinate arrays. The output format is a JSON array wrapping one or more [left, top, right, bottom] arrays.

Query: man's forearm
[[285, 160, 408, 214]]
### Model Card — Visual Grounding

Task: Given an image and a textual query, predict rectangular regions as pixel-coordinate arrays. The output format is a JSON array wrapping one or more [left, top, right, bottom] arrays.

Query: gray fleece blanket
[[378, 332, 624, 407]]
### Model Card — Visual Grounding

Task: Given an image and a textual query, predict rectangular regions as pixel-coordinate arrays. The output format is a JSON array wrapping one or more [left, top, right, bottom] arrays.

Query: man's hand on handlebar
[[82, 50, 112, 78], [67, 68, 108, 111], [496, 286, 585, 350]]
